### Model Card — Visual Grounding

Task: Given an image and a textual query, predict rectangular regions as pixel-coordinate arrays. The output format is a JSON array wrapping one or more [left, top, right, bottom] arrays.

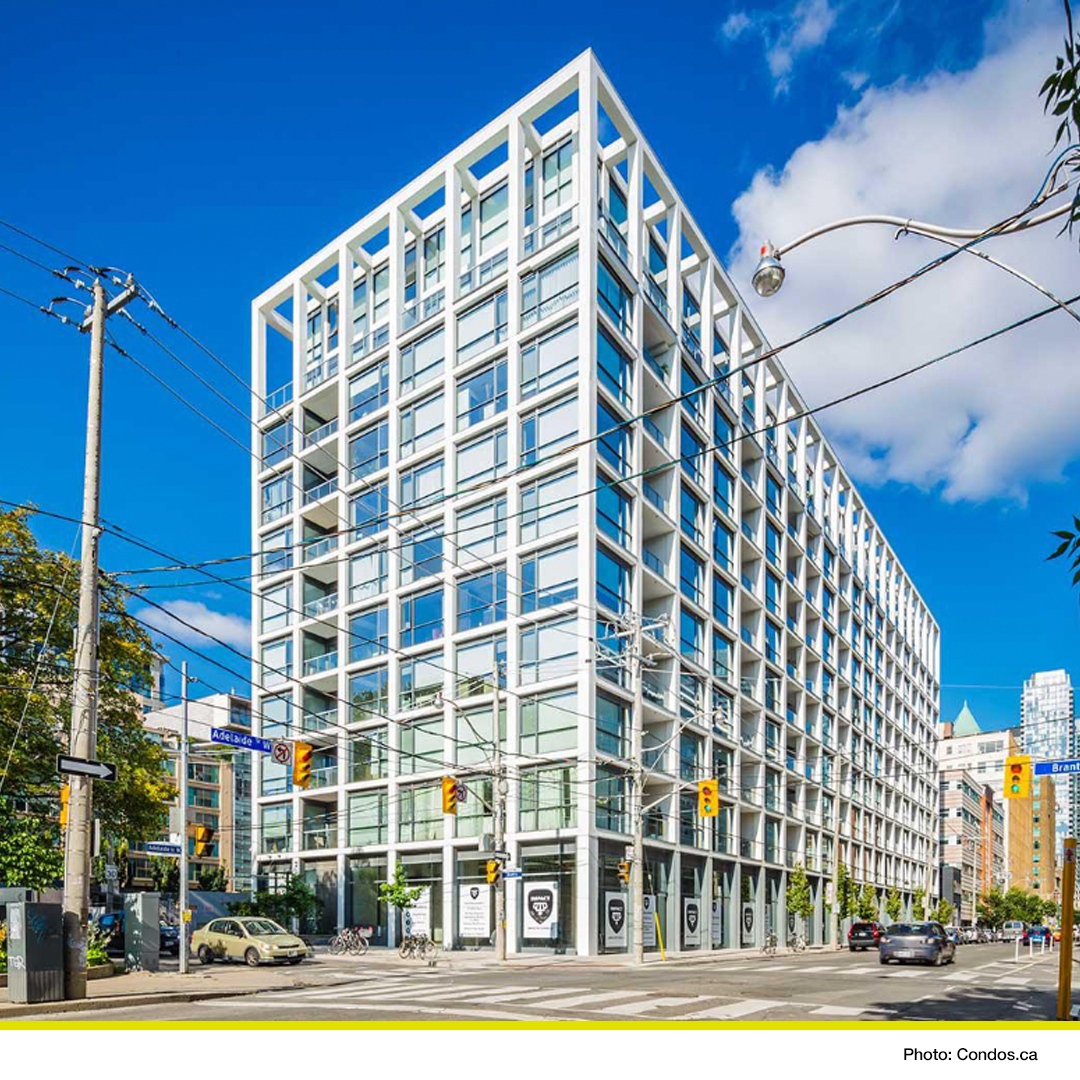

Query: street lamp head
[[752, 242, 785, 298]]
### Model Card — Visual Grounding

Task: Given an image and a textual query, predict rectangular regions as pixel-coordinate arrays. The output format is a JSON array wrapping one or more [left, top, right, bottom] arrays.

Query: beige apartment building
[[938, 766, 1003, 924]]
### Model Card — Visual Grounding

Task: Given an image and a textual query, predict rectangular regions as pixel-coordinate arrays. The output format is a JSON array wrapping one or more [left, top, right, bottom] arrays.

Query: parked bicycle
[[761, 932, 778, 956], [399, 933, 438, 962], [788, 933, 807, 952], [329, 925, 371, 956]]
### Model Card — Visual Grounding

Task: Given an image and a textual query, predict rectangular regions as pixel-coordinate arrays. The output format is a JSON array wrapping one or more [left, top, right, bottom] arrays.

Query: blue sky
[[0, 0, 1075, 731]]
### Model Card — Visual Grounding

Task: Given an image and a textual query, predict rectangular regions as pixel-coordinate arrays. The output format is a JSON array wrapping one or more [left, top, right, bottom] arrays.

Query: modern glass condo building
[[249, 51, 941, 954]]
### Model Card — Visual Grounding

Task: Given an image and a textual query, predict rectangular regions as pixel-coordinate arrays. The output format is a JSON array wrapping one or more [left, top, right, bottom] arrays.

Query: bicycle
[[760, 932, 778, 956], [399, 933, 438, 962], [788, 933, 807, 953], [329, 926, 371, 956]]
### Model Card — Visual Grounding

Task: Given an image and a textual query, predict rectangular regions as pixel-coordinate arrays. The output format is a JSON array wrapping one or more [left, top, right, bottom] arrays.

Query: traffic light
[[194, 825, 215, 858], [59, 784, 70, 829], [442, 776, 459, 815], [293, 741, 314, 790], [1004, 755, 1031, 799], [698, 778, 719, 817], [617, 860, 631, 884], [486, 859, 501, 886]]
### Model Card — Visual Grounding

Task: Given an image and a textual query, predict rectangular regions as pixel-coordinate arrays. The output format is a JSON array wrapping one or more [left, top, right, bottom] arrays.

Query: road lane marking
[[200, 1000, 576, 1021], [846, 966, 879, 974], [809, 1005, 866, 1016], [456, 987, 593, 1004], [543, 990, 656, 1010], [683, 999, 786, 1020], [799, 966, 843, 973], [602, 995, 709, 1016], [881, 969, 922, 977], [994, 977, 1031, 987], [941, 972, 978, 982]]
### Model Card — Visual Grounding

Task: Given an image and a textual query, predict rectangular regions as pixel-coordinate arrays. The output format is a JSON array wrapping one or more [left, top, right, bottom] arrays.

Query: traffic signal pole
[[179, 661, 190, 974], [1056, 837, 1076, 1021], [493, 677, 507, 961]]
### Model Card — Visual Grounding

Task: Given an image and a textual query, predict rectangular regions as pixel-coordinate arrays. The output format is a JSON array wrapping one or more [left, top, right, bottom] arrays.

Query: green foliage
[[857, 883, 879, 920], [836, 863, 858, 919], [86, 923, 111, 967], [912, 887, 926, 920], [0, 508, 175, 846], [228, 876, 318, 926], [933, 898, 955, 925], [885, 888, 902, 922], [0, 802, 63, 891], [0, 921, 7, 974], [378, 862, 423, 912], [1043, 898, 1060, 921], [785, 863, 813, 921], [147, 856, 180, 894], [977, 887, 1008, 929], [1040, 1, 1080, 246], [196, 865, 229, 892]]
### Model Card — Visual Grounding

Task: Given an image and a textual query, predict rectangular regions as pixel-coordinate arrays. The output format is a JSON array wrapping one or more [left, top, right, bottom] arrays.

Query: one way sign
[[56, 754, 117, 782]]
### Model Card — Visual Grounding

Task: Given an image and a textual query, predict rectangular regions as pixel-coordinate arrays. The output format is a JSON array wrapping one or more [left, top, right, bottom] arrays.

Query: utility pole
[[61, 277, 137, 999], [1056, 836, 1076, 1021], [631, 615, 645, 966], [493, 666, 507, 961], [179, 662, 191, 974]]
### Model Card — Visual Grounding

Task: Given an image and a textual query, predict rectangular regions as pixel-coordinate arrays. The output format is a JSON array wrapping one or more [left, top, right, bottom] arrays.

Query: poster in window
[[711, 898, 722, 943], [683, 897, 702, 946], [523, 880, 559, 939], [603, 891, 627, 948], [458, 883, 490, 938], [741, 902, 756, 945], [642, 893, 657, 947], [402, 886, 431, 938]]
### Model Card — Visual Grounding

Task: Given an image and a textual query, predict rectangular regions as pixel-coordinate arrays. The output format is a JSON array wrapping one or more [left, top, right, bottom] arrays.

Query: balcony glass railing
[[303, 417, 338, 449], [304, 707, 336, 732], [264, 382, 293, 414], [522, 206, 576, 258], [643, 483, 666, 513], [598, 206, 629, 263], [303, 593, 338, 619], [645, 275, 670, 322], [643, 346, 669, 384], [521, 282, 579, 328], [681, 326, 703, 366], [643, 415, 666, 447], [302, 823, 335, 849], [460, 249, 508, 295], [643, 550, 665, 577], [304, 354, 339, 393], [303, 651, 338, 676], [309, 765, 338, 790], [302, 535, 338, 563], [303, 478, 337, 505], [400, 287, 445, 333]]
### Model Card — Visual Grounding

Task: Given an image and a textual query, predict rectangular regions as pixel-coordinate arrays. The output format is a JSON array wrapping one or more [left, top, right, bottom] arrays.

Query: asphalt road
[[9, 942, 1065, 1023]]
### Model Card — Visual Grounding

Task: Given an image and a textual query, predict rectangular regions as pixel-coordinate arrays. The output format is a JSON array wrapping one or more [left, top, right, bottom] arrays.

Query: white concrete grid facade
[[1021, 669, 1076, 853], [248, 51, 941, 955]]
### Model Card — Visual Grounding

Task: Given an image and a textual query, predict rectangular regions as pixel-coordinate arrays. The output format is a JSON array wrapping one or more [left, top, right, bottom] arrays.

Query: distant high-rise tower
[[1021, 669, 1075, 855]]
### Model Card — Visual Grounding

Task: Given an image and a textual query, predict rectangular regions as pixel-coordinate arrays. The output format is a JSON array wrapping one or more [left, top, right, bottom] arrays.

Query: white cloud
[[137, 600, 251, 651], [841, 68, 869, 90], [766, 0, 838, 90], [721, 11, 752, 40], [728, 2, 1077, 503]]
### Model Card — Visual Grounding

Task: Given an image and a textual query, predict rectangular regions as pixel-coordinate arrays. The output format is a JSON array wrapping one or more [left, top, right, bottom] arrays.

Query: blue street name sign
[[211, 728, 272, 754], [502, 869, 522, 879], [1034, 758, 1080, 777], [145, 842, 182, 857]]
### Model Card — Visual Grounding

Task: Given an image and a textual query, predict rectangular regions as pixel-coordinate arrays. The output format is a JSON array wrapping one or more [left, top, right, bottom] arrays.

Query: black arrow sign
[[57, 754, 117, 782]]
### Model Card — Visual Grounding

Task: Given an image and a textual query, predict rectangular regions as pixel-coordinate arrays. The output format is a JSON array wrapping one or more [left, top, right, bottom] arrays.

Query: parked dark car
[[848, 921, 885, 951], [1023, 925, 1052, 945], [879, 921, 956, 966], [159, 923, 180, 955], [93, 912, 179, 956]]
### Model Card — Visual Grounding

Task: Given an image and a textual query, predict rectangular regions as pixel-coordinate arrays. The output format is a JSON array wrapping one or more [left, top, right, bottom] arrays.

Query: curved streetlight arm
[[897, 225, 1080, 327], [773, 185, 1072, 258]]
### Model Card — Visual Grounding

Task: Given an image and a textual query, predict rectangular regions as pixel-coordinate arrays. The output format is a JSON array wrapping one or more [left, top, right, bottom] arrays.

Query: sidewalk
[[0, 957, 361, 1020]]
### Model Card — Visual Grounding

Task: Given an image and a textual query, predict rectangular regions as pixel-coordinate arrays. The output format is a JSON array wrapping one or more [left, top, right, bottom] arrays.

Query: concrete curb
[[0, 974, 361, 1021]]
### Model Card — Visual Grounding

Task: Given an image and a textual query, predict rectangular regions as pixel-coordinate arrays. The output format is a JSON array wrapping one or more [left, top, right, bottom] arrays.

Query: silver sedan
[[878, 922, 956, 966]]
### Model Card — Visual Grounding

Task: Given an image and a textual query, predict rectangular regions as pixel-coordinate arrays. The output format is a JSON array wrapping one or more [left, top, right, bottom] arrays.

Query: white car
[[1002, 920, 1026, 942]]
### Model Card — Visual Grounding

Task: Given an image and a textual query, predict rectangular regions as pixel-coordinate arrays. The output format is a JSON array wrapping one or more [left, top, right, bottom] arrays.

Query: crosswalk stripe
[[994, 977, 1031, 987], [335, 983, 497, 1001], [941, 972, 977, 982], [809, 1005, 866, 1016], [846, 966, 879, 974], [455, 987, 591, 1004], [602, 996, 708, 1016], [543, 991, 654, 1010], [741, 964, 794, 972], [799, 966, 843, 973], [683, 999, 785, 1020], [882, 970, 922, 978]]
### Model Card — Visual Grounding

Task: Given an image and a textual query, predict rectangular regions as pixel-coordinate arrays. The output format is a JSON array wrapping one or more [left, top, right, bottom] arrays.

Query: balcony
[[643, 482, 666, 514], [460, 249, 508, 296], [302, 823, 336, 850], [264, 382, 293, 414], [302, 535, 338, 563], [521, 280, 579, 328], [309, 764, 338, 790], [643, 415, 667, 449], [643, 549, 666, 578], [303, 651, 338, 677], [303, 354, 339, 393], [644, 275, 670, 323], [400, 288, 445, 334], [304, 706, 337, 733], [643, 346, 670, 385], [522, 206, 575, 258], [303, 593, 338, 619], [681, 326, 703, 367], [303, 417, 338, 449], [598, 205, 629, 264], [303, 478, 338, 505]]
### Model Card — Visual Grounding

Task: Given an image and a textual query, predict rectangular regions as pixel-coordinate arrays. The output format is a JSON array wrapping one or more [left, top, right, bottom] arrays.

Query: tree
[[379, 861, 423, 927], [912, 887, 927, 920], [836, 863, 858, 920], [977, 887, 1008, 929], [0, 803, 63, 891], [0, 508, 175, 851], [147, 857, 180, 894], [885, 888, 902, 923], [1001, 887, 1050, 925], [785, 863, 813, 928], [857, 883, 879, 921], [1040, 0, 1080, 247], [196, 866, 229, 892], [228, 876, 318, 928], [1042, 898, 1060, 922], [933, 898, 954, 925]]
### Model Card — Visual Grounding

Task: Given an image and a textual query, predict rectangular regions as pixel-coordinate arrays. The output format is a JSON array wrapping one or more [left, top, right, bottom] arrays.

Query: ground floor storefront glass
[[741, 865, 760, 946], [518, 841, 575, 953], [643, 848, 671, 954], [455, 850, 496, 949], [347, 855, 387, 946], [598, 840, 629, 954], [680, 855, 705, 951], [300, 859, 337, 934], [711, 860, 735, 949], [765, 868, 783, 944], [400, 853, 443, 945]]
